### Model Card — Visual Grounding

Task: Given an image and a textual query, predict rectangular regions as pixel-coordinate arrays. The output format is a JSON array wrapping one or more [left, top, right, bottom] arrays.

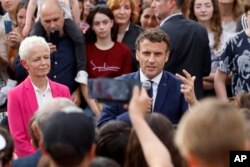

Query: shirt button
[[54, 75, 57, 79], [55, 61, 58, 65]]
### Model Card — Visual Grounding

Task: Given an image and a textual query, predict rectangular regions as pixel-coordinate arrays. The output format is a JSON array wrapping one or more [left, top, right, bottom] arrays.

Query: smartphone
[[49, 29, 60, 46], [88, 78, 140, 104], [4, 20, 12, 34]]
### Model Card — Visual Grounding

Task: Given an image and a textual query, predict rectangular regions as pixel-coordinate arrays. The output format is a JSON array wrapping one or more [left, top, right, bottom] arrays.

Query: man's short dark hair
[[95, 121, 131, 166], [42, 111, 95, 167], [135, 28, 170, 52]]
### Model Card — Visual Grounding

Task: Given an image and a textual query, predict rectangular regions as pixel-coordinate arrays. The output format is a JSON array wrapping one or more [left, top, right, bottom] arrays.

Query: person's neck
[[219, 3, 235, 21], [30, 76, 48, 92], [8, 11, 16, 22], [95, 37, 114, 50], [245, 28, 250, 37], [118, 22, 129, 34], [199, 20, 211, 32]]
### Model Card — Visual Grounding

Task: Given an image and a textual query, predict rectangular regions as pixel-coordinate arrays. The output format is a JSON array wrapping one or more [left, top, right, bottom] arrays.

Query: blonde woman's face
[[112, 0, 132, 25]]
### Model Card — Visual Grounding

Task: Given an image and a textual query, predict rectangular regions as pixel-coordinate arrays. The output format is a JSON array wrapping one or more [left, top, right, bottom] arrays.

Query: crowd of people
[[0, 0, 250, 166]]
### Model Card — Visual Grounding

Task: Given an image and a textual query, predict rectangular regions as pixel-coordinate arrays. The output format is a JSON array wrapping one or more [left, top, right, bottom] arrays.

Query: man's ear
[[165, 51, 169, 63], [20, 60, 29, 70]]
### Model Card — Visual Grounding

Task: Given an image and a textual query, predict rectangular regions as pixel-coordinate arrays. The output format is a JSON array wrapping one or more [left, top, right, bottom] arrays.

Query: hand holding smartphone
[[4, 20, 12, 34], [49, 29, 60, 46], [88, 78, 140, 104]]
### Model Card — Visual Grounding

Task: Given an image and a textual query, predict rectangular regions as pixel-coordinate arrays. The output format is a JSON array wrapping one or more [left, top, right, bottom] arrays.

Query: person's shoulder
[[163, 71, 181, 83], [130, 23, 144, 33], [115, 42, 130, 51], [115, 72, 137, 80], [49, 79, 69, 90]]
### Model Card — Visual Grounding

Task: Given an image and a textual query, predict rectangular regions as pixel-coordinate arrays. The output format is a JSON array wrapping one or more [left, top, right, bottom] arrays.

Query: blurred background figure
[[107, 0, 144, 71], [175, 99, 246, 167], [218, 0, 243, 34], [0, 126, 14, 167], [124, 113, 185, 167], [138, 2, 158, 29], [89, 157, 121, 167], [189, 0, 232, 97], [79, 0, 97, 33], [95, 120, 131, 166]]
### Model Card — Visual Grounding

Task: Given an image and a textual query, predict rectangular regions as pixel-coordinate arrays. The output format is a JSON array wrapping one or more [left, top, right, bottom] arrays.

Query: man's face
[[22, 45, 51, 79], [40, 5, 65, 36], [136, 39, 169, 79], [1, 0, 19, 13], [151, 0, 172, 19]]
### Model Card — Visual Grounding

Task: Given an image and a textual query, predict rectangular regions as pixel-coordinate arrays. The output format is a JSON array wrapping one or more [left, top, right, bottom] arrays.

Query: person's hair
[[240, 108, 250, 139], [124, 113, 185, 167], [176, 0, 185, 9], [15, 2, 28, 27], [181, 0, 190, 17], [236, 93, 250, 109], [175, 98, 246, 166], [138, 2, 152, 26], [43, 112, 95, 167], [19, 36, 49, 60], [244, 0, 250, 14], [86, 4, 118, 43], [135, 28, 170, 51], [28, 116, 39, 148], [233, 0, 244, 18], [34, 98, 76, 132], [95, 121, 131, 166], [107, 0, 138, 23], [0, 127, 14, 167], [89, 157, 121, 167], [189, 0, 222, 51]]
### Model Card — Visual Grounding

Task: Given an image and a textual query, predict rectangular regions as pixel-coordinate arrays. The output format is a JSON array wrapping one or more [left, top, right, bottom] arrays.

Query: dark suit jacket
[[160, 14, 211, 99], [122, 23, 144, 72], [97, 71, 188, 127], [11, 150, 41, 167]]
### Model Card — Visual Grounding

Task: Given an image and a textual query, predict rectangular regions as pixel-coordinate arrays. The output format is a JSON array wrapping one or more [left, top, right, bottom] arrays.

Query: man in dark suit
[[151, 0, 211, 99], [97, 28, 197, 127]]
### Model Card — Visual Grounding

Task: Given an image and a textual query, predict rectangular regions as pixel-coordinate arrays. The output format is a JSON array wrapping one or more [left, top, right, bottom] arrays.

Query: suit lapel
[[49, 79, 60, 97], [154, 72, 169, 112], [24, 78, 38, 112]]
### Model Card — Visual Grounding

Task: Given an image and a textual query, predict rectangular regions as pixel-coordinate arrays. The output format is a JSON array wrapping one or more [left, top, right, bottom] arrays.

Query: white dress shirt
[[140, 69, 163, 111], [31, 79, 53, 107]]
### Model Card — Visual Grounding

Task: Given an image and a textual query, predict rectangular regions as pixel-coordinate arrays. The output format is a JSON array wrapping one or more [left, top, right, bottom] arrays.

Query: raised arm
[[70, 0, 80, 26], [128, 86, 173, 167], [22, 0, 37, 37], [214, 69, 228, 101]]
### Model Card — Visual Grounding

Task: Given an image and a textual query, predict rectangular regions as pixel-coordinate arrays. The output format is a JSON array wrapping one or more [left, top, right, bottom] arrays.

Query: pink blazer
[[7, 77, 71, 157]]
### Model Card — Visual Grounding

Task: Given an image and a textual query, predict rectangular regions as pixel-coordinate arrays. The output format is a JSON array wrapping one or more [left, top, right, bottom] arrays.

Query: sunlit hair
[[175, 98, 246, 166], [107, 0, 138, 23], [189, 0, 222, 51], [19, 36, 49, 60]]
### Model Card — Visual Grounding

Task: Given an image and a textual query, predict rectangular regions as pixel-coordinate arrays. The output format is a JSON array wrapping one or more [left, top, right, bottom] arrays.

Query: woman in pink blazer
[[7, 36, 71, 157]]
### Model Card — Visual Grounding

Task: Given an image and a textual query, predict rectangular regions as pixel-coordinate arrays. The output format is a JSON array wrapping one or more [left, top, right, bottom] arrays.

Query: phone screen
[[88, 78, 139, 104], [49, 29, 60, 46], [4, 20, 12, 34]]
